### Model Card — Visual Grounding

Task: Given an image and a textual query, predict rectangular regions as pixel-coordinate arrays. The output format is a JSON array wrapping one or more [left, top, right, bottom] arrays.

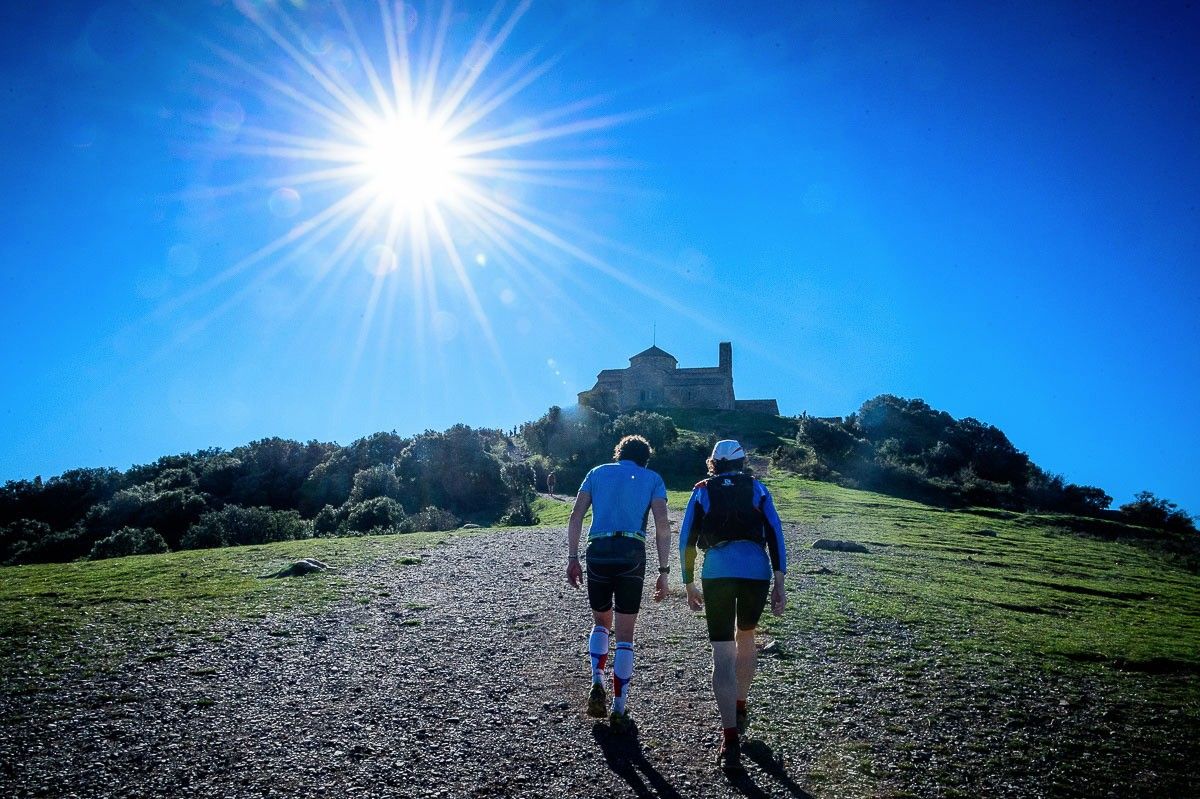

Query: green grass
[[0, 531, 454, 683], [762, 473, 1200, 669]]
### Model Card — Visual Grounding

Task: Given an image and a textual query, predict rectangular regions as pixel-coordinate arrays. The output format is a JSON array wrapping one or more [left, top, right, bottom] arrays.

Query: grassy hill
[[7, 471, 1192, 681], [538, 474, 1200, 670], [3, 469, 1197, 795]]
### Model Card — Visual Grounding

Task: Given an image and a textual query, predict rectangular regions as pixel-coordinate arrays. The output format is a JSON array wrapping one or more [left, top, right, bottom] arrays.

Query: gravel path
[[3, 516, 1197, 798]]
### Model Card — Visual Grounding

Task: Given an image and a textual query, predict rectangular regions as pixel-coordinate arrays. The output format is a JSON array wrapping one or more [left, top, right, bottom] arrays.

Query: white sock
[[588, 625, 609, 685], [611, 641, 634, 714]]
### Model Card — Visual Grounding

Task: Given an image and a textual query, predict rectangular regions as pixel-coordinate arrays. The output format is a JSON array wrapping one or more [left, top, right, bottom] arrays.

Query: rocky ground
[[2, 511, 1197, 798]]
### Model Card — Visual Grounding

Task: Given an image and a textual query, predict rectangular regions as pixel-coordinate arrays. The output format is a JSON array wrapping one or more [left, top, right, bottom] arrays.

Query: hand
[[653, 572, 668, 602], [771, 579, 787, 615], [685, 582, 704, 611], [567, 558, 583, 589]]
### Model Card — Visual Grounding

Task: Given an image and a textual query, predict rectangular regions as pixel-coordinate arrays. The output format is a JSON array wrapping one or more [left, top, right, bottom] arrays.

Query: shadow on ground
[[593, 723, 684, 799]]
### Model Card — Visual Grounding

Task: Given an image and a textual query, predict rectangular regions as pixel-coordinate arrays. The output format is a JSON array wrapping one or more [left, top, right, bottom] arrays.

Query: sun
[[353, 114, 464, 212]]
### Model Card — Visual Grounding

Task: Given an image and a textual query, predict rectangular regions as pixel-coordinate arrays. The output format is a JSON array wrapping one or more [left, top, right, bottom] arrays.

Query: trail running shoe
[[586, 683, 607, 718], [608, 709, 634, 734], [736, 706, 749, 735], [717, 737, 745, 775]]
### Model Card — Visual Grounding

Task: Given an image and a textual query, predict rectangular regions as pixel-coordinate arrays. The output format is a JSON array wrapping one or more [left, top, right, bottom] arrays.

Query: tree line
[[774, 395, 1195, 533], [0, 425, 535, 566], [2, 396, 1192, 566]]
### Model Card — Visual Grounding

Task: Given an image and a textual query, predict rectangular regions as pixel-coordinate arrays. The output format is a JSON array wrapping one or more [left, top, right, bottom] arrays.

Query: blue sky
[[1, 1, 1197, 514]]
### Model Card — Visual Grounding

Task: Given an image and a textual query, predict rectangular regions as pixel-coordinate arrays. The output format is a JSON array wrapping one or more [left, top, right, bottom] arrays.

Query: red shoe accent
[[598, 654, 608, 671]]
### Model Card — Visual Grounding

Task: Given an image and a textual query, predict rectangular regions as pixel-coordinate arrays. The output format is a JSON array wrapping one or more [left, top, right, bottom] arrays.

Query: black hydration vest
[[697, 473, 765, 550]]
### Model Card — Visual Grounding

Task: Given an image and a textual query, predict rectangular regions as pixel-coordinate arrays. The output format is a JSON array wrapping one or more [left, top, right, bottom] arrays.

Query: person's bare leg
[[735, 626, 757, 701], [610, 612, 638, 715], [711, 640, 738, 730]]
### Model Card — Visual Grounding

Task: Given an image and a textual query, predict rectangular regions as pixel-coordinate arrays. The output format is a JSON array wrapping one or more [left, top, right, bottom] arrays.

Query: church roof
[[630, 345, 677, 362]]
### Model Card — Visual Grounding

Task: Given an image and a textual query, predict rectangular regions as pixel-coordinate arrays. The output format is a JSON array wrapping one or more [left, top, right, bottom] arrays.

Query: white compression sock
[[611, 641, 634, 714], [588, 625, 609, 685]]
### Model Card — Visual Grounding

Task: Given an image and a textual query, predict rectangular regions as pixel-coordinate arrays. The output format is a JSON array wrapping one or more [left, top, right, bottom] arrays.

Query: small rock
[[812, 539, 869, 554]]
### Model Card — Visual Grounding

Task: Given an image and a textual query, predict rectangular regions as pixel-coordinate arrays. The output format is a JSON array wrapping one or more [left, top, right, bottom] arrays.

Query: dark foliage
[[1120, 491, 1196, 534], [520, 407, 709, 488], [769, 396, 1173, 527], [342, 496, 410, 536], [89, 527, 169, 560], [181, 506, 311, 549], [1, 423, 523, 564], [396, 425, 509, 516]]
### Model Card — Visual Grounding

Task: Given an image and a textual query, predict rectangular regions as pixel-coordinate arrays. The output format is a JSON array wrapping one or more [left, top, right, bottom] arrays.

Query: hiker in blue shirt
[[566, 435, 671, 731], [679, 439, 787, 773]]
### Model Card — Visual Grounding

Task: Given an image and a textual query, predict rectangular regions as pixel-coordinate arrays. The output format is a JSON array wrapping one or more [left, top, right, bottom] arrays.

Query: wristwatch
[[658, 566, 670, 574]]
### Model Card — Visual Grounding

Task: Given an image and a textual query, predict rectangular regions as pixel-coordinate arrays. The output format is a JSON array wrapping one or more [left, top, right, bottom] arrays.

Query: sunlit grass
[[0, 531, 457, 683], [762, 474, 1200, 668]]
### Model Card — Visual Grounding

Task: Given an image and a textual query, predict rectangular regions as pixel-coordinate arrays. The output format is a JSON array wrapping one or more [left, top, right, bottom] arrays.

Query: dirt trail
[[1, 522, 815, 798]]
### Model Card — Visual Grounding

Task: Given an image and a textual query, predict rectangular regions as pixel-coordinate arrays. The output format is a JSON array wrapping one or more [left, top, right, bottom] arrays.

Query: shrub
[[396, 425, 508, 516], [1120, 491, 1196, 533], [499, 496, 538, 526], [611, 411, 678, 451], [348, 464, 405, 504], [797, 416, 862, 466], [343, 497, 410, 535], [771, 445, 829, 479], [409, 506, 461, 532], [181, 506, 311, 549], [0, 518, 54, 565], [89, 527, 168, 560], [313, 504, 347, 537]]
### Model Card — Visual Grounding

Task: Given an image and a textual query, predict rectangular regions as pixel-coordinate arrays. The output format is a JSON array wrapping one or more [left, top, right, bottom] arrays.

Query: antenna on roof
[[652, 322, 656, 346]]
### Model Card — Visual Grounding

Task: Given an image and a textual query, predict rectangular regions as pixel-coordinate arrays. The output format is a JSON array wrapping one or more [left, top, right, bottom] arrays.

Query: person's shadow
[[729, 739, 813, 798], [592, 725, 813, 799], [592, 724, 684, 799]]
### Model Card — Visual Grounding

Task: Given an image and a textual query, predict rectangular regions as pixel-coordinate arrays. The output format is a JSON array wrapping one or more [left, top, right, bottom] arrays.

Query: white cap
[[710, 439, 746, 461]]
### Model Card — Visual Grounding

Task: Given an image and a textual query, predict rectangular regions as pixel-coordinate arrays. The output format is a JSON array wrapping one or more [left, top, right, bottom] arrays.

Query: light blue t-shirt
[[579, 460, 667, 537]]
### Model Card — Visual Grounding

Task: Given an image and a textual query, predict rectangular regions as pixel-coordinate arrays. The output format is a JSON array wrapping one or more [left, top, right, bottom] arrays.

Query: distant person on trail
[[566, 434, 671, 732], [547, 471, 557, 497], [679, 440, 787, 774]]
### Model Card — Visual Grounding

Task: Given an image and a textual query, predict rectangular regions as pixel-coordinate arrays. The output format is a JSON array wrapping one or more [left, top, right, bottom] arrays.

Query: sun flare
[[353, 114, 464, 212], [172, 0, 671, 383]]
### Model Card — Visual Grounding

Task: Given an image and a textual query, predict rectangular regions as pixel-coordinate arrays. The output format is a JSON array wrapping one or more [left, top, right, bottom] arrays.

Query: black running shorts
[[585, 536, 647, 615], [701, 577, 770, 642]]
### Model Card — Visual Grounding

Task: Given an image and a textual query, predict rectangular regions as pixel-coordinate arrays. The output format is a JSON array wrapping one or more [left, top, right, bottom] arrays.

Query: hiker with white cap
[[679, 439, 787, 774]]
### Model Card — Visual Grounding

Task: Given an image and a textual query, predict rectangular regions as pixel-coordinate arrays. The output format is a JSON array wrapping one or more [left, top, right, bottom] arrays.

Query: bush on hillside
[[409, 506, 461, 532], [89, 527, 169, 560], [611, 411, 678, 451], [348, 464, 406, 504], [396, 425, 508, 516], [1120, 491, 1196, 534], [86, 485, 211, 550], [343, 496, 410, 535], [180, 506, 311, 549], [0, 519, 56, 565]]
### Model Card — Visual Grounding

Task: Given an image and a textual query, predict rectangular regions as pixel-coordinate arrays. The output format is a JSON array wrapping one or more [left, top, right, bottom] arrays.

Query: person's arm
[[759, 485, 788, 614], [679, 488, 705, 610], [566, 490, 592, 589], [650, 497, 670, 601]]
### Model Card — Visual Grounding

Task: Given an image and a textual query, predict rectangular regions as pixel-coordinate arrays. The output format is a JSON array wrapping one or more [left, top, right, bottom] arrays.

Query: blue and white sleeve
[[679, 488, 704, 584], [759, 485, 786, 574]]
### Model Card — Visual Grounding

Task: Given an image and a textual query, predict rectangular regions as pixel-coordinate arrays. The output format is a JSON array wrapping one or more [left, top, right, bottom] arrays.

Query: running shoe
[[586, 682, 607, 718], [608, 709, 635, 734], [736, 706, 749, 735], [716, 737, 745, 774]]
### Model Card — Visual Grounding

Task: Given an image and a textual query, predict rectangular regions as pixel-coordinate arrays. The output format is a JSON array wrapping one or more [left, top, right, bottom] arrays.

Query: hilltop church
[[578, 342, 779, 416]]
